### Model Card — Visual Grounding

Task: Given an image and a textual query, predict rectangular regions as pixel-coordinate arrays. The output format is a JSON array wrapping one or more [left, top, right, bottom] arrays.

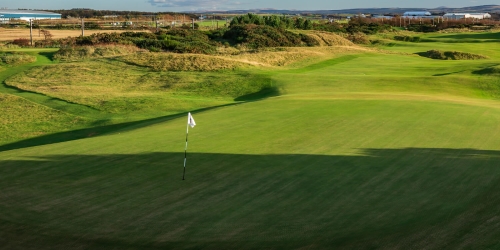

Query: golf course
[[1, 29, 500, 249]]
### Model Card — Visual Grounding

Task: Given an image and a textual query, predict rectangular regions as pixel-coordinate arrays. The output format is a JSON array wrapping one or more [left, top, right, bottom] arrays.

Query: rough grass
[[226, 46, 367, 67], [0, 93, 90, 145], [473, 65, 500, 75], [0, 51, 37, 65], [419, 49, 489, 60], [296, 31, 354, 47], [53, 45, 142, 61], [4, 58, 274, 114], [121, 52, 248, 71], [0, 43, 21, 49]]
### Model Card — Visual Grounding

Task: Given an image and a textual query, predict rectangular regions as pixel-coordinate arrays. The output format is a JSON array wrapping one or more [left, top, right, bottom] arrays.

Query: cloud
[[148, 0, 244, 9]]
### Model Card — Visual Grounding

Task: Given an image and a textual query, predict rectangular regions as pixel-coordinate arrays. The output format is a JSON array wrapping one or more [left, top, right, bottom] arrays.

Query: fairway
[[2, 30, 500, 249]]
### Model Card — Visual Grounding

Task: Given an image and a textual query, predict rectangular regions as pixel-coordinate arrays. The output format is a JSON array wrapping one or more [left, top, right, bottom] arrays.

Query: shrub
[[420, 50, 488, 60], [346, 18, 392, 34], [12, 38, 30, 47], [473, 66, 500, 75], [40, 30, 53, 40], [299, 33, 320, 47], [2, 43, 21, 49], [0, 52, 36, 65], [444, 51, 488, 60], [312, 21, 346, 33], [394, 35, 421, 42], [223, 24, 307, 49], [346, 32, 370, 44], [53, 45, 140, 61], [425, 49, 446, 59], [407, 24, 439, 33]]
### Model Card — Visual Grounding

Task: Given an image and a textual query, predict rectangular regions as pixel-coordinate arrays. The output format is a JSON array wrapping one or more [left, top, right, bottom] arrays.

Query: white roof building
[[401, 11, 435, 19], [0, 9, 61, 22], [403, 11, 432, 16], [372, 15, 393, 20], [443, 13, 491, 19]]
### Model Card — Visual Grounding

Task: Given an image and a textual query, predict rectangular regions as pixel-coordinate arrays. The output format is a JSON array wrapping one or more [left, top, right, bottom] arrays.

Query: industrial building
[[373, 11, 492, 21], [0, 9, 61, 23], [403, 11, 432, 16], [402, 11, 436, 19], [443, 13, 492, 20]]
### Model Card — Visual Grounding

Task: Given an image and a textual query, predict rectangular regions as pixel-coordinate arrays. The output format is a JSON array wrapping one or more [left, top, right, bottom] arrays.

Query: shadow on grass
[[429, 32, 500, 41], [0, 103, 237, 152], [1, 78, 100, 114], [234, 86, 280, 101], [1, 148, 500, 249], [414, 51, 433, 59], [38, 51, 56, 61], [433, 70, 466, 76], [472, 64, 500, 75]]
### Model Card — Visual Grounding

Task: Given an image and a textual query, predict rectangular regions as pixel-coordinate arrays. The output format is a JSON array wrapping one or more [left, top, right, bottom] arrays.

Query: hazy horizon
[[3, 0, 498, 12]]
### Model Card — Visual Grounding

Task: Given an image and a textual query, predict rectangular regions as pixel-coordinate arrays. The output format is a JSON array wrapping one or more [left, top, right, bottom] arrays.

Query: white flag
[[188, 112, 196, 128]]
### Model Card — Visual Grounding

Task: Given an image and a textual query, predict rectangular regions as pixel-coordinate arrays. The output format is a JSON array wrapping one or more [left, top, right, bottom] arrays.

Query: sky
[[2, 0, 497, 12]]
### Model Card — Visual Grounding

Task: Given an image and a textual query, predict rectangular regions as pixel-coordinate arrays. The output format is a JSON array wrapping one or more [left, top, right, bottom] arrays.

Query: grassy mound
[[53, 45, 142, 61], [299, 31, 354, 46], [229, 48, 312, 67], [473, 65, 500, 75], [227, 46, 367, 67], [4, 58, 274, 114], [223, 24, 318, 49], [0, 52, 36, 65], [419, 50, 488, 60], [394, 35, 421, 42], [120, 52, 248, 71]]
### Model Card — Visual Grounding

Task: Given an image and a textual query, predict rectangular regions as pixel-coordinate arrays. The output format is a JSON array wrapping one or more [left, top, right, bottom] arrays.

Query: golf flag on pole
[[188, 112, 196, 128], [183, 112, 195, 180]]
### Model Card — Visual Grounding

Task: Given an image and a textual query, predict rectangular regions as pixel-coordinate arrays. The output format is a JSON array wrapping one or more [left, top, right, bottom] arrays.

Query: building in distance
[[402, 11, 435, 19], [443, 13, 492, 20], [0, 9, 61, 23]]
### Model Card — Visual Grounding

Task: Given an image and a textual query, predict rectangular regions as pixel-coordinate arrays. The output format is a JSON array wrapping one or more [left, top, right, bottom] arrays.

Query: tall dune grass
[[53, 45, 142, 61], [0, 52, 37, 65], [120, 52, 248, 71]]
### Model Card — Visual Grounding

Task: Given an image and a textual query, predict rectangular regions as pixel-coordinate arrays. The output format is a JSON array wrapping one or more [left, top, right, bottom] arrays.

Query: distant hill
[[193, 5, 500, 15]]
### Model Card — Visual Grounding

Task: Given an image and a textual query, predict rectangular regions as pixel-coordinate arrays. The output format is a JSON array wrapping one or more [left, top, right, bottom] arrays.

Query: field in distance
[[1, 30, 500, 249], [0, 28, 138, 41]]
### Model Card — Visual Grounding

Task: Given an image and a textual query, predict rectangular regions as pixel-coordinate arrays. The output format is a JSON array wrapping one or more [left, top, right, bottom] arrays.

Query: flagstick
[[183, 122, 189, 180]]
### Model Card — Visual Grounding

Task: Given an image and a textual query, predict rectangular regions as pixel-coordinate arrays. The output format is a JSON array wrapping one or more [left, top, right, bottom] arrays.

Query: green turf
[[2, 31, 500, 249], [2, 99, 500, 249], [0, 50, 273, 145]]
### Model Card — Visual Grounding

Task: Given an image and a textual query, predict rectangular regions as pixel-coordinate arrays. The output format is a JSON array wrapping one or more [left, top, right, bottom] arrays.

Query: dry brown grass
[[121, 52, 249, 71], [300, 31, 355, 47], [226, 46, 369, 67], [212, 32, 357, 67], [0, 28, 139, 42], [121, 44, 369, 70], [54, 45, 143, 61]]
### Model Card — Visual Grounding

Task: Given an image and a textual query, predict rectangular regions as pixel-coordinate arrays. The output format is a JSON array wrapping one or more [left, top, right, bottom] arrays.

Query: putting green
[[2, 96, 500, 249]]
